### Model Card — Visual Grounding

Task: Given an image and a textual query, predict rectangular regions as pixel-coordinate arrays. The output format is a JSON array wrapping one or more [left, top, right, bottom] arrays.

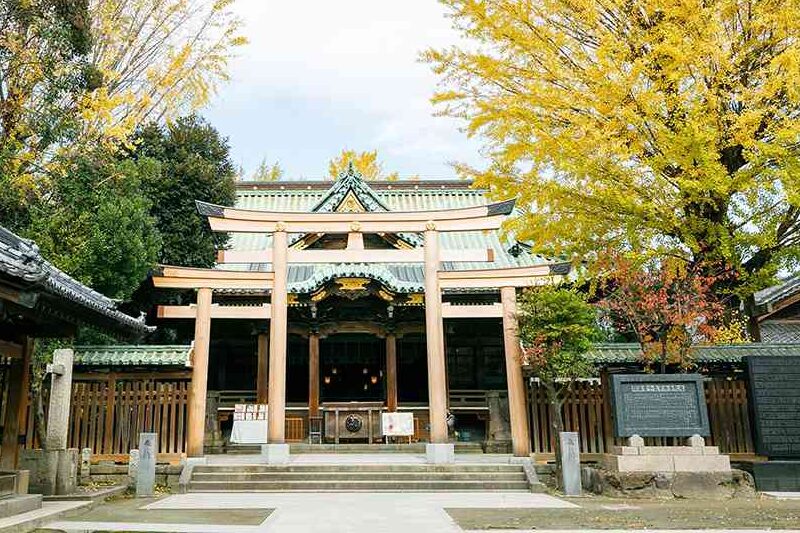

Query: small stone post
[[559, 432, 582, 496], [128, 449, 139, 487], [136, 433, 157, 497], [79, 448, 91, 484]]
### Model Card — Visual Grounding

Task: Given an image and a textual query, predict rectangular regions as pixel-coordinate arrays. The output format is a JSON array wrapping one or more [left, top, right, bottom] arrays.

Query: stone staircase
[[187, 463, 535, 492]]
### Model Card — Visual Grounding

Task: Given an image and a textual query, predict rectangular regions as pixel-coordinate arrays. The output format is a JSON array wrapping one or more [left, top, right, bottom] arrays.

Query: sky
[[203, 1, 484, 181]]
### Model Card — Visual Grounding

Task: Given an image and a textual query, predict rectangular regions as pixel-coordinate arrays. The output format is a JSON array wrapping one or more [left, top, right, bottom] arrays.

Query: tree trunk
[[33, 380, 47, 451], [546, 382, 565, 488]]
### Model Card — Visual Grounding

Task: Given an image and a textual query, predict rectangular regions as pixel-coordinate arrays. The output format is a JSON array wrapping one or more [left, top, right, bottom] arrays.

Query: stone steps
[[225, 443, 485, 454], [188, 479, 531, 492], [188, 463, 533, 492], [193, 463, 522, 473], [192, 471, 527, 482]]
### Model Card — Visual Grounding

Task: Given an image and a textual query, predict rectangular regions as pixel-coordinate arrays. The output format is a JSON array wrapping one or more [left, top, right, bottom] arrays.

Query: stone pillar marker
[[136, 433, 157, 497], [559, 431, 582, 496], [46, 349, 74, 451]]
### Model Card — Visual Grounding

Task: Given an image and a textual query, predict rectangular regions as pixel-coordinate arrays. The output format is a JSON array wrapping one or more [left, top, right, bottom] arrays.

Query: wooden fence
[[528, 376, 755, 460], [23, 374, 190, 463]]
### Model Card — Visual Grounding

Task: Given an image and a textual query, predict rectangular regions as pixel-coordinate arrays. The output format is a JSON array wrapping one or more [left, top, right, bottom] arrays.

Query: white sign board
[[382, 412, 414, 436]]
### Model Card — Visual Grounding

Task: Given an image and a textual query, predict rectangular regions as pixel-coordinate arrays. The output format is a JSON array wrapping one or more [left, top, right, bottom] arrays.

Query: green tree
[[133, 115, 236, 267], [25, 154, 162, 299], [0, 0, 94, 227], [517, 286, 598, 483], [425, 0, 800, 319]]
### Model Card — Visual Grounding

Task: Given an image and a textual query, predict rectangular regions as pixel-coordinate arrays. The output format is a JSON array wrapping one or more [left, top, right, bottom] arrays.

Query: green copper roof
[[587, 343, 800, 364], [226, 170, 562, 294], [74, 345, 192, 367]]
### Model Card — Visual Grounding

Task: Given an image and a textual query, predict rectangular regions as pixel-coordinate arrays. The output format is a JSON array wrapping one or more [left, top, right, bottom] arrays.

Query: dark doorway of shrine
[[319, 333, 386, 402]]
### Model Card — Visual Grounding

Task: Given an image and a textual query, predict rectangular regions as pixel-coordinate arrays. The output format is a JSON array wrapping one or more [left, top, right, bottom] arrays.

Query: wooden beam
[[386, 333, 398, 413], [441, 303, 503, 319], [153, 265, 274, 290], [257, 333, 269, 404], [198, 198, 514, 226], [157, 304, 271, 320], [438, 265, 561, 289], [0, 340, 23, 358], [424, 229, 448, 444], [207, 215, 508, 234], [501, 287, 531, 457], [187, 288, 212, 457], [308, 333, 320, 417], [217, 248, 495, 264]]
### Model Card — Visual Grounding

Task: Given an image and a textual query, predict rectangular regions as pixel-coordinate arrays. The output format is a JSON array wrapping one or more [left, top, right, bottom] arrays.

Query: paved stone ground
[[44, 492, 573, 532]]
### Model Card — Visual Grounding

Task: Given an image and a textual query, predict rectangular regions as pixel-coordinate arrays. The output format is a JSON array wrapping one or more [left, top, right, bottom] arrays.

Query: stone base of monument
[[602, 435, 731, 473], [19, 448, 78, 496], [482, 440, 512, 454], [426, 443, 455, 464], [261, 443, 290, 464], [582, 466, 755, 499], [753, 461, 800, 491]]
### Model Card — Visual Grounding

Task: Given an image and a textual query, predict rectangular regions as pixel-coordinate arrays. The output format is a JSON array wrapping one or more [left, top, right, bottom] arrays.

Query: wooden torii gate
[[154, 199, 566, 460]]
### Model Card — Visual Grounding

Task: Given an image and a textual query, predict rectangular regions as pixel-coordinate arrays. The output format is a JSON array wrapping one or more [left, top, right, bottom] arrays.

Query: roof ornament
[[336, 161, 363, 182]]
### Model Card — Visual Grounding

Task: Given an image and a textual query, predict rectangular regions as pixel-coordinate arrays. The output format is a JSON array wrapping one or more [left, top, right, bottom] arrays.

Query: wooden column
[[501, 286, 531, 457], [187, 287, 212, 457], [257, 332, 269, 404], [308, 331, 320, 417], [1, 338, 32, 469], [268, 228, 288, 443], [424, 228, 448, 443], [386, 333, 398, 412]]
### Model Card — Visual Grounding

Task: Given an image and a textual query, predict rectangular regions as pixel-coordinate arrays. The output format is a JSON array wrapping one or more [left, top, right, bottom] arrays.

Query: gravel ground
[[447, 495, 800, 530]]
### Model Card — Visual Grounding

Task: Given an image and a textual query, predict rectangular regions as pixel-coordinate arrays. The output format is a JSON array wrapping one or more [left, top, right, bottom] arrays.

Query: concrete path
[[764, 491, 800, 499], [46, 491, 574, 532], [0, 500, 90, 533]]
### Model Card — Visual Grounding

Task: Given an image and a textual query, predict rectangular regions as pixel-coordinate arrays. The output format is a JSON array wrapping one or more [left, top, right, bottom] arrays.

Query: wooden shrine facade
[[153, 181, 568, 457]]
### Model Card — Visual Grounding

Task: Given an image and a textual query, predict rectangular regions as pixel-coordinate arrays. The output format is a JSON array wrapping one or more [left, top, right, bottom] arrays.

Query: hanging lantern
[[362, 367, 368, 375], [370, 375, 378, 385], [332, 367, 338, 375], [323, 376, 331, 385]]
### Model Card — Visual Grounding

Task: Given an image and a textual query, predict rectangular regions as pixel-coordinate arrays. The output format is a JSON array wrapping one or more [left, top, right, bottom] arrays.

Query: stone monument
[[136, 433, 156, 497], [485, 391, 512, 453], [747, 355, 800, 490], [603, 374, 730, 474], [559, 432, 582, 496]]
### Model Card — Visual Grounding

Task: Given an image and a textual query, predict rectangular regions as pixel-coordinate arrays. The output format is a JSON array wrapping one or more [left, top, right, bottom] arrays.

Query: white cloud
[[204, 0, 483, 179]]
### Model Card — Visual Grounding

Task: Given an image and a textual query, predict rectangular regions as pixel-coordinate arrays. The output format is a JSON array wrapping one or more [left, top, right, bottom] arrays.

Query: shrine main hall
[[152, 166, 570, 463]]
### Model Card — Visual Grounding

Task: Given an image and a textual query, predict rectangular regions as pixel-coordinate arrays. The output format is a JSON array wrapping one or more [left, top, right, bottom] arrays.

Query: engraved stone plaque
[[610, 374, 710, 437], [747, 356, 800, 459]]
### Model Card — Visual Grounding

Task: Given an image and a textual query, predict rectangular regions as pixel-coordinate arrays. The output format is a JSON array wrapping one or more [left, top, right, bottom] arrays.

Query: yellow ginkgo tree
[[424, 0, 800, 321], [328, 149, 400, 181]]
